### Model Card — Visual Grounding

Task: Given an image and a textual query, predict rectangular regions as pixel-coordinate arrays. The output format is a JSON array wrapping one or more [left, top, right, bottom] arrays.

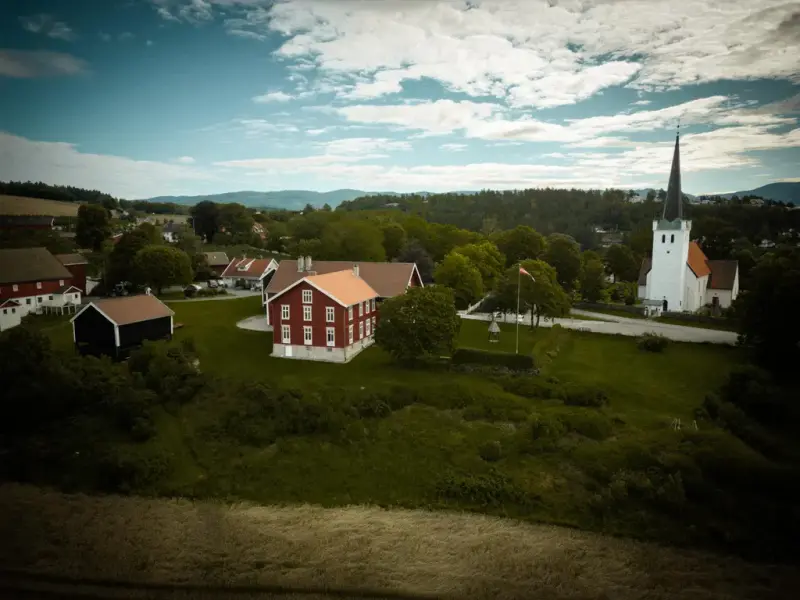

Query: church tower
[[647, 132, 691, 312]]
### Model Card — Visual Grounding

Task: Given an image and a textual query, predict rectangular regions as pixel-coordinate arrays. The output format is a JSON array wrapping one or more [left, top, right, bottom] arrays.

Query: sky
[[0, 0, 798, 200]]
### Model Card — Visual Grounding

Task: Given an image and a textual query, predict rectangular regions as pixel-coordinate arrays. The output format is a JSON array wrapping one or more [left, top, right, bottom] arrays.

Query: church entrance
[[662, 299, 668, 312]]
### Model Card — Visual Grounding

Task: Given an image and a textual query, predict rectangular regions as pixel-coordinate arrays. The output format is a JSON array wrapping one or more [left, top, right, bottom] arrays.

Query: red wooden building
[[55, 253, 89, 294], [267, 267, 378, 363]]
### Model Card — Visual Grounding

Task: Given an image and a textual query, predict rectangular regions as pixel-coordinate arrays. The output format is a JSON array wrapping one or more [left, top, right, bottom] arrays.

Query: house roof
[[220, 257, 276, 279], [637, 258, 652, 286], [73, 294, 174, 326], [55, 253, 88, 266], [162, 222, 182, 233], [0, 247, 73, 285], [271, 269, 378, 307], [0, 215, 54, 227], [266, 260, 419, 298], [55, 285, 82, 294], [687, 242, 711, 278], [1, 299, 21, 308], [707, 260, 739, 290], [203, 251, 230, 267]]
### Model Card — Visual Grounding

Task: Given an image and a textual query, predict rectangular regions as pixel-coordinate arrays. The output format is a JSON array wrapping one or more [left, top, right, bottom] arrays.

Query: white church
[[637, 133, 740, 314]]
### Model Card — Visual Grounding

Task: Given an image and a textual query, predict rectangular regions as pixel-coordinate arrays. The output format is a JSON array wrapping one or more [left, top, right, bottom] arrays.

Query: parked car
[[207, 280, 218, 289], [184, 284, 202, 298]]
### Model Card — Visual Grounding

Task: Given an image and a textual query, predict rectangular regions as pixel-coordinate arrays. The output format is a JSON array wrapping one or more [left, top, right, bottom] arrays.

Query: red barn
[[55, 253, 89, 294], [268, 267, 378, 363]]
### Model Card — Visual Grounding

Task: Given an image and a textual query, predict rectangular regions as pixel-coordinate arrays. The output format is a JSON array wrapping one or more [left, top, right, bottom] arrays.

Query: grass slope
[[2, 484, 796, 600]]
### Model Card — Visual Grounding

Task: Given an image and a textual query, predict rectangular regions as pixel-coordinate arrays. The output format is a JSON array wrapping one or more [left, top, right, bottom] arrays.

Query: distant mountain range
[[140, 182, 799, 210], [713, 182, 800, 203]]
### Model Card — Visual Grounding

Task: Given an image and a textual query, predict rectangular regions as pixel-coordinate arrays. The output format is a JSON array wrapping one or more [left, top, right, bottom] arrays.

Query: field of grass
[[656, 316, 739, 332], [31, 298, 758, 553], [2, 483, 796, 600], [0, 194, 80, 217]]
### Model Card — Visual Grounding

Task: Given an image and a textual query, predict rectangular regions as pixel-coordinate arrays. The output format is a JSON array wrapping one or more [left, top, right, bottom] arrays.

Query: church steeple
[[662, 131, 683, 221]]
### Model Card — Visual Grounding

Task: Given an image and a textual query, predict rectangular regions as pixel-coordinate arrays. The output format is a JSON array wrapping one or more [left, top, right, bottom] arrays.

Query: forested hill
[[337, 188, 800, 250], [0, 181, 118, 209]]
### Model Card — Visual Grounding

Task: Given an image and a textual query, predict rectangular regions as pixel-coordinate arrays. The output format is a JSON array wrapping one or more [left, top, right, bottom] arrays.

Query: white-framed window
[[366, 318, 371, 336], [303, 305, 312, 321], [372, 316, 376, 333], [36, 282, 42, 290], [2, 309, 5, 315], [326, 306, 335, 323], [26, 298, 31, 305], [59, 279, 64, 286], [37, 297, 43, 304], [365, 300, 370, 314], [48, 295, 53, 301], [359, 302, 363, 317], [348, 305, 353, 321], [281, 325, 291, 343], [302, 289, 313, 304], [12, 284, 18, 292], [281, 304, 290, 320], [372, 299, 376, 311], [303, 326, 313, 345], [326, 327, 335, 347], [11, 308, 15, 314], [348, 324, 354, 345], [359, 321, 364, 339]]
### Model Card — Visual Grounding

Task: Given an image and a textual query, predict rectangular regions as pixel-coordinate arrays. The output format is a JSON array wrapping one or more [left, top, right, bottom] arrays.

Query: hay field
[[0, 484, 796, 600], [0, 195, 80, 217]]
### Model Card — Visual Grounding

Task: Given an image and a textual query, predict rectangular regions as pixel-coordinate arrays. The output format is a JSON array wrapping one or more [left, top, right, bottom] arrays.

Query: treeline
[[120, 200, 190, 215], [0, 181, 118, 209]]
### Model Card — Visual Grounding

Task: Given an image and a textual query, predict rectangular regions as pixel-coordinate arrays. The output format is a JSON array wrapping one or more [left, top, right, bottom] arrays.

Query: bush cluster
[[637, 333, 669, 352], [435, 470, 531, 507], [451, 347, 535, 371], [498, 375, 609, 408], [196, 287, 228, 297]]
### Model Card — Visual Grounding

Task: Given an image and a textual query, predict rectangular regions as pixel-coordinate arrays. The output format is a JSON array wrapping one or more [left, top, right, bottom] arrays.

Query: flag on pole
[[519, 267, 535, 281]]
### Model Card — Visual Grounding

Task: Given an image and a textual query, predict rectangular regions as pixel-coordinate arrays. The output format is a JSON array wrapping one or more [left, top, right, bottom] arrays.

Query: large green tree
[[375, 286, 460, 363], [434, 251, 484, 309], [132, 245, 193, 294], [76, 204, 111, 251], [190, 201, 220, 242], [495, 260, 571, 327], [397, 240, 434, 283], [493, 225, 547, 266], [544, 233, 582, 292], [738, 246, 800, 373], [107, 226, 158, 286], [579, 254, 608, 303], [320, 219, 386, 261], [381, 222, 407, 260], [605, 244, 639, 283], [218, 203, 254, 241], [453, 241, 505, 290]]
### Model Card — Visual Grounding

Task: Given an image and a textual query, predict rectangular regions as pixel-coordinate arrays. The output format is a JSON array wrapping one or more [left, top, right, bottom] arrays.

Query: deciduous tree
[[397, 240, 434, 283], [605, 244, 639, 282], [434, 251, 483, 309], [190, 201, 220, 243], [580, 255, 608, 303], [132, 245, 193, 294], [495, 260, 570, 327], [381, 222, 408, 260], [453, 241, 505, 290], [375, 286, 460, 363], [320, 219, 386, 262], [493, 225, 546, 266], [544, 233, 582, 292], [76, 204, 111, 251]]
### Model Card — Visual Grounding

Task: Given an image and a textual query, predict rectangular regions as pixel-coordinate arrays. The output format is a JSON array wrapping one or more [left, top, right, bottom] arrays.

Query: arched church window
[[671, 234, 675, 243], [662, 234, 665, 243]]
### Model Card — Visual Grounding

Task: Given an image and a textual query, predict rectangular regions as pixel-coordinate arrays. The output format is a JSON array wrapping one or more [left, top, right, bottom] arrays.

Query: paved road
[[165, 289, 262, 302], [466, 311, 738, 345]]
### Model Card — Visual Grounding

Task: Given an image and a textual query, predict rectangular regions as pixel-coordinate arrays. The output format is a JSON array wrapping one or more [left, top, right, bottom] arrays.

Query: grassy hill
[[717, 182, 800, 203], [0, 194, 80, 217]]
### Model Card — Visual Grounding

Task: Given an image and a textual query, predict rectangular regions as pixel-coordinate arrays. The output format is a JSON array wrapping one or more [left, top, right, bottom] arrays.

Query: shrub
[[525, 414, 566, 451], [497, 375, 565, 400], [436, 470, 529, 507], [637, 333, 668, 352], [462, 391, 530, 422], [559, 410, 613, 440], [196, 287, 227, 297], [452, 347, 535, 371], [382, 385, 419, 411], [478, 440, 503, 462], [563, 384, 608, 407]]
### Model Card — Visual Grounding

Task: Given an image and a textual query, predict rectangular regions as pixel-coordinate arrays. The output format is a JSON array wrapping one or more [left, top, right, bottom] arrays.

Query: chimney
[[353, 264, 360, 277], [297, 256, 305, 272], [305, 256, 312, 271]]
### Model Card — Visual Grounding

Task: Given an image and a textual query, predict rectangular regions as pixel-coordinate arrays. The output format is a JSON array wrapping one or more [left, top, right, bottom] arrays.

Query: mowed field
[[1, 483, 797, 600], [0, 194, 80, 217]]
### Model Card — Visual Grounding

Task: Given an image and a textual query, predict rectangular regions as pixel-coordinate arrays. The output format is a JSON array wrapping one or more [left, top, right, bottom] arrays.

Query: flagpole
[[515, 262, 521, 354]]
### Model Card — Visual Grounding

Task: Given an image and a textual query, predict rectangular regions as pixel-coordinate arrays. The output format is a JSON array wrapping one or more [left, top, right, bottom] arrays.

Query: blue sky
[[0, 0, 798, 199]]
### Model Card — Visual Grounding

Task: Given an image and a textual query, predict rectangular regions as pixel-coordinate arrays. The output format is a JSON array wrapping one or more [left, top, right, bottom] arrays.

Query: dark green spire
[[662, 133, 682, 221]]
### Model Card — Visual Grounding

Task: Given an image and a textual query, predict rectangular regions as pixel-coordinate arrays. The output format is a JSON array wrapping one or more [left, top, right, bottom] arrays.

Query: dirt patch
[[0, 484, 796, 600]]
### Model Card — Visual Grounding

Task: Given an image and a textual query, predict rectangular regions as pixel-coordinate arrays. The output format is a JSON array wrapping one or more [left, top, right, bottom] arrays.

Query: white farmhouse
[[637, 134, 740, 313]]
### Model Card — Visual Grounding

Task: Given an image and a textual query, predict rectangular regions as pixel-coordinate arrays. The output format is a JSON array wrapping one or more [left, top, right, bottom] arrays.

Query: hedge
[[451, 347, 534, 371]]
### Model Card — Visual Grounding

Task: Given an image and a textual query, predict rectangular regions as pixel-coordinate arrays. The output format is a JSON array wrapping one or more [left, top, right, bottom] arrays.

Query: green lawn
[[32, 297, 755, 551], [655, 316, 739, 332]]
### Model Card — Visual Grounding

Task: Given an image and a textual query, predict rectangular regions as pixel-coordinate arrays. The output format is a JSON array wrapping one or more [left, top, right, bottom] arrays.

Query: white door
[[285, 345, 293, 357]]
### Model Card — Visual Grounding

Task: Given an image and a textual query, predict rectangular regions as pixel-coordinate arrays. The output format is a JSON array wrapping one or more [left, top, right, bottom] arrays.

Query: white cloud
[[175, 156, 196, 164], [119, 32, 135, 41], [632, 100, 651, 106], [252, 91, 293, 103], [0, 50, 88, 78], [146, 40, 154, 46], [19, 14, 76, 41], [441, 143, 467, 152], [0, 133, 218, 198], [315, 137, 411, 154], [99, 32, 112, 42]]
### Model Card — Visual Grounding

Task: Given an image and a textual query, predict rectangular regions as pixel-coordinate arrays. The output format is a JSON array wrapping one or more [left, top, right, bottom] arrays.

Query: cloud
[[441, 143, 467, 152], [19, 14, 76, 41], [175, 156, 196, 164], [99, 32, 112, 42], [118, 32, 135, 41], [0, 50, 88, 78], [146, 40, 155, 46], [252, 91, 293, 103], [632, 100, 651, 106], [0, 132, 218, 198]]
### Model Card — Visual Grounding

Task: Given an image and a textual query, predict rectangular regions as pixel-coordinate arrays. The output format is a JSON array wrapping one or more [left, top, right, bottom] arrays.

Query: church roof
[[662, 133, 683, 221], [708, 260, 738, 290], [687, 242, 711, 278]]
